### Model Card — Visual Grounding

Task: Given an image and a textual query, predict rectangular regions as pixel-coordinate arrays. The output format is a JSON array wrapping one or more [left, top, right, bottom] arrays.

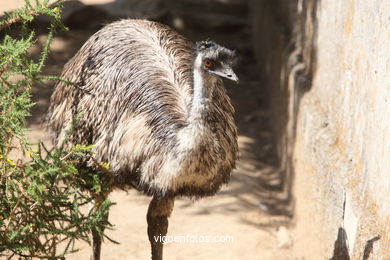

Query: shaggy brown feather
[[46, 19, 238, 198]]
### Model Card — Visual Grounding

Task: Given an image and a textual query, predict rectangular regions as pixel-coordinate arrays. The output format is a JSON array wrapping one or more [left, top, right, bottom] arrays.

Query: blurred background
[[1, 0, 389, 259]]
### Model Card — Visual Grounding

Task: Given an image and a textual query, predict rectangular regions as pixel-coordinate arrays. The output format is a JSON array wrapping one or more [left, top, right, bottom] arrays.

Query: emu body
[[46, 19, 238, 259]]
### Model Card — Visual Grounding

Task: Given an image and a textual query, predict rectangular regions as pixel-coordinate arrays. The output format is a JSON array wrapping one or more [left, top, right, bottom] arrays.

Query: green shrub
[[0, 1, 114, 258]]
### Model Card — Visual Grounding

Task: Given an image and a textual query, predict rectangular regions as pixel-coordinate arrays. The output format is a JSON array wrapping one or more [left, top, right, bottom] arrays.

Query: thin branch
[[0, 0, 63, 31], [0, 11, 36, 31]]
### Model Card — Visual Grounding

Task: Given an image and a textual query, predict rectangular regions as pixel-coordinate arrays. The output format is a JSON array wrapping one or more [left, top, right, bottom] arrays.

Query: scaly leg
[[147, 196, 175, 260], [91, 195, 109, 260], [92, 226, 103, 260]]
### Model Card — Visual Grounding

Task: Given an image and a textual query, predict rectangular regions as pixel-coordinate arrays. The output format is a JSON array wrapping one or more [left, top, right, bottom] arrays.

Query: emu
[[46, 19, 239, 260]]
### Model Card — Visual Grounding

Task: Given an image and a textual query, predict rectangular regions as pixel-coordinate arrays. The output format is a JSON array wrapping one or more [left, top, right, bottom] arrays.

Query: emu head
[[195, 40, 239, 83]]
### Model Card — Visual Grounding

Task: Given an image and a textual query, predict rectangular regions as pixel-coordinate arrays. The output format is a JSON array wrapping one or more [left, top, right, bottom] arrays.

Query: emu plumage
[[46, 19, 238, 260]]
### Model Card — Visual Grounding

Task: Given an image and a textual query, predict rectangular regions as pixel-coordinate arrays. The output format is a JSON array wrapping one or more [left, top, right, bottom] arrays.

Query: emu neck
[[190, 59, 215, 121], [172, 56, 217, 168]]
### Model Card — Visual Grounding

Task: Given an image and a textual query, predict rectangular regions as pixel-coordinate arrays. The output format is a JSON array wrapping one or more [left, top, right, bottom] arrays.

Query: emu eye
[[204, 59, 215, 69]]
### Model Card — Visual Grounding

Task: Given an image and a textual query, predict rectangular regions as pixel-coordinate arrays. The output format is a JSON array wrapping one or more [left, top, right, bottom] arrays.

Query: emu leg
[[91, 195, 109, 260], [147, 196, 175, 260], [92, 227, 103, 260]]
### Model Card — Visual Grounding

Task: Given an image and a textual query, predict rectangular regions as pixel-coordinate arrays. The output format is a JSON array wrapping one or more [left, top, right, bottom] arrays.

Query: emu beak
[[209, 66, 239, 84], [223, 68, 239, 84]]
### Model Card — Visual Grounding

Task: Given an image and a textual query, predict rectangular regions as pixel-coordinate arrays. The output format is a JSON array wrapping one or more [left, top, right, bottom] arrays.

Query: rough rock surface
[[251, 0, 390, 258]]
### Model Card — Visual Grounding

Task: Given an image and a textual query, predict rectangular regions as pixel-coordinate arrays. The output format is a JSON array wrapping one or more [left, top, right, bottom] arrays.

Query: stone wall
[[250, 0, 390, 258]]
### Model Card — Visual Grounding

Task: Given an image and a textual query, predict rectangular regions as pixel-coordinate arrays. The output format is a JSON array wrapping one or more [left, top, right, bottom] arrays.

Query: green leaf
[[0, 0, 115, 258]]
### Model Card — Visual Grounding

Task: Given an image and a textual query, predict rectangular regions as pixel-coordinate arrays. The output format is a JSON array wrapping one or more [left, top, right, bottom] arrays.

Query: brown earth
[[1, 1, 294, 259]]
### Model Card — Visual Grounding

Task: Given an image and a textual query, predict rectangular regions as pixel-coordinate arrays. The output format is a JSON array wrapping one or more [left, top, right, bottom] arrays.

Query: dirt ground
[[2, 1, 294, 259]]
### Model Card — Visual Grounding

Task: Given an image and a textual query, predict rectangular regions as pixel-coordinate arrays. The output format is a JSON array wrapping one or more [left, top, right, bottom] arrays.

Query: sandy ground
[[1, 1, 294, 259]]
